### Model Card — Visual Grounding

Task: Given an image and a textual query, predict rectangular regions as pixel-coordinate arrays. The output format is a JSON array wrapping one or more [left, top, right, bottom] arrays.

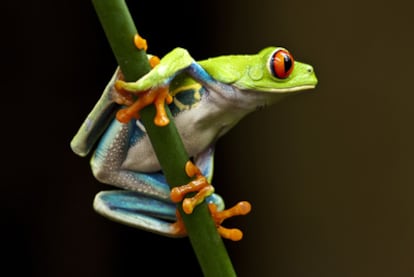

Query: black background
[[3, 0, 414, 276]]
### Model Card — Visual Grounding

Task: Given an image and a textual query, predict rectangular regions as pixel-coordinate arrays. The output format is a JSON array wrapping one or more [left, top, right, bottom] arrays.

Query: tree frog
[[70, 42, 317, 239]]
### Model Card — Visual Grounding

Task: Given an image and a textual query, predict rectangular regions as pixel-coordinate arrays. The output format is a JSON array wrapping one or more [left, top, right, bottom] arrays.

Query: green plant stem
[[91, 0, 236, 276]]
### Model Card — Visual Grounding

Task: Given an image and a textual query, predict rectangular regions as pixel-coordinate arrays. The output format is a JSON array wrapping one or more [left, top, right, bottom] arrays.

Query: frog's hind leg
[[94, 190, 186, 237], [90, 119, 171, 201]]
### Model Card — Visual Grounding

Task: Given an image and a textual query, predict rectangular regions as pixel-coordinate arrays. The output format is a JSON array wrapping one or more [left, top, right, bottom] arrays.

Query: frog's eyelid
[[266, 47, 284, 78]]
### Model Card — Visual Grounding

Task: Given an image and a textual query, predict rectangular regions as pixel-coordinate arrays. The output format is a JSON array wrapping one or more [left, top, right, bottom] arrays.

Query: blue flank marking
[[129, 120, 146, 145], [189, 62, 218, 84]]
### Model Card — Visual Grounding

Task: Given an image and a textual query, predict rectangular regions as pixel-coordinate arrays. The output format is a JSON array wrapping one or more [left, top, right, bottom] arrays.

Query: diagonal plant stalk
[[91, 0, 237, 276]]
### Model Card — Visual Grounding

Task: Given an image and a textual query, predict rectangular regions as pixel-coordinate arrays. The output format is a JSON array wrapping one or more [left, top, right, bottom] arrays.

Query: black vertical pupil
[[283, 53, 292, 73]]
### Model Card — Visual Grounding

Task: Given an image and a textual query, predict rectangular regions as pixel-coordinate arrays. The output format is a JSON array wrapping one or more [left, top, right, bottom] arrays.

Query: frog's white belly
[[121, 94, 245, 173]]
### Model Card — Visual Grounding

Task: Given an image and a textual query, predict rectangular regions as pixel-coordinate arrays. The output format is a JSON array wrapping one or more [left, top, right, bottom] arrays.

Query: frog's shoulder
[[198, 56, 243, 84]]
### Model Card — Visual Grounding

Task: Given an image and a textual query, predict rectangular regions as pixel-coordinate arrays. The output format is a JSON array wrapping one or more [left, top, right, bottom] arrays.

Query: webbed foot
[[170, 161, 252, 241], [113, 34, 171, 126], [170, 161, 215, 214], [208, 201, 251, 241], [115, 85, 173, 126]]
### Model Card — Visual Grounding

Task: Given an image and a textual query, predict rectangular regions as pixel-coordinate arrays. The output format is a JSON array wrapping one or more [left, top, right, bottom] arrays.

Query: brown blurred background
[[3, 0, 414, 276]]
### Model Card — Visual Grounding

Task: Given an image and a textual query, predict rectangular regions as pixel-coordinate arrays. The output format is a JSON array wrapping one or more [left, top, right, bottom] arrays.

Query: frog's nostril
[[307, 66, 314, 73]]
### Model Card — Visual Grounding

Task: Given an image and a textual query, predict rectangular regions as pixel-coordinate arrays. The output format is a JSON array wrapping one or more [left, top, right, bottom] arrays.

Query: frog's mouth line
[[235, 84, 316, 93], [266, 84, 316, 93]]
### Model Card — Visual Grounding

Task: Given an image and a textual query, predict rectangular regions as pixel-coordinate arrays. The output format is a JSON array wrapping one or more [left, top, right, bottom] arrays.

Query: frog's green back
[[198, 55, 256, 84]]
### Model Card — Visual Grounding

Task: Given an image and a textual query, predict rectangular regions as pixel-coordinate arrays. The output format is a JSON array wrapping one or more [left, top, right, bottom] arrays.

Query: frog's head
[[234, 47, 318, 101]]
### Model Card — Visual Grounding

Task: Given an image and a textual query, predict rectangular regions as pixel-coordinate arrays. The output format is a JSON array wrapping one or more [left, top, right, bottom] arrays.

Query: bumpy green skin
[[70, 46, 318, 237]]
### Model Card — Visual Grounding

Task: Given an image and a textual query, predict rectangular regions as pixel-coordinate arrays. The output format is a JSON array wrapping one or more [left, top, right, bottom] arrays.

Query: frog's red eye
[[269, 49, 294, 79]]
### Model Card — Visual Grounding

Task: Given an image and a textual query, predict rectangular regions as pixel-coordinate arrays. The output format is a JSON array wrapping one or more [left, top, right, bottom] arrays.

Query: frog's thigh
[[94, 190, 183, 237], [91, 120, 170, 200]]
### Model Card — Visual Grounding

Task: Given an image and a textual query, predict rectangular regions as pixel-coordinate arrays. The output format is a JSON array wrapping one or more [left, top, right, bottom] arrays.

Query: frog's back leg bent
[[90, 119, 181, 236], [90, 118, 172, 199], [91, 119, 223, 236], [70, 67, 178, 235]]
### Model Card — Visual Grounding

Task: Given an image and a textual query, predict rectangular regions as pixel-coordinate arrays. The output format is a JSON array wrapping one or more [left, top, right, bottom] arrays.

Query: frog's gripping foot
[[170, 200, 252, 241], [170, 161, 252, 241], [115, 85, 173, 126], [114, 34, 168, 126], [170, 161, 214, 214]]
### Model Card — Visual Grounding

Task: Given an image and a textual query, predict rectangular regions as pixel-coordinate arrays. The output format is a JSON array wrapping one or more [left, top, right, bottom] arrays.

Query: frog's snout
[[306, 65, 318, 86]]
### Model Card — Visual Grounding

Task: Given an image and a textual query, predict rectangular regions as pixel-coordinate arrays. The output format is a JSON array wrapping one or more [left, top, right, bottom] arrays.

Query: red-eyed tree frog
[[70, 41, 318, 239]]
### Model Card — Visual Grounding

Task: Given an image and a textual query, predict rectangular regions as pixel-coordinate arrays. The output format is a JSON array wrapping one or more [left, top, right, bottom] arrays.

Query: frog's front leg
[[113, 47, 198, 126], [115, 85, 173, 126]]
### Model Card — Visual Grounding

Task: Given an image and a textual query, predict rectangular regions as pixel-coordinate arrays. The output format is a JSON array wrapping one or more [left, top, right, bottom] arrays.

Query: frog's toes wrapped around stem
[[112, 34, 167, 125], [114, 85, 173, 126], [170, 161, 252, 241], [133, 34, 161, 68], [170, 161, 215, 214], [134, 34, 148, 51]]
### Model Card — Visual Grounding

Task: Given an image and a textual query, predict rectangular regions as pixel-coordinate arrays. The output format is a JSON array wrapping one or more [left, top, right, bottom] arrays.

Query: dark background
[[3, 0, 414, 276]]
